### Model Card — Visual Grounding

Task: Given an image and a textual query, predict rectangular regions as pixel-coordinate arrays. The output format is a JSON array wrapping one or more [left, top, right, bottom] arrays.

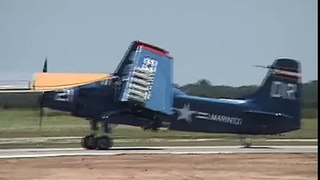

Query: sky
[[0, 0, 317, 86]]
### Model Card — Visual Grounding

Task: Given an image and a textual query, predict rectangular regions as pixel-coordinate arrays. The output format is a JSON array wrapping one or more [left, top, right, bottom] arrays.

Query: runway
[[0, 145, 317, 159], [0, 137, 317, 144]]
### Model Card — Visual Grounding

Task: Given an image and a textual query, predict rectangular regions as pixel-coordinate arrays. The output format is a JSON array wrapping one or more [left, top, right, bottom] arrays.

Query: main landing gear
[[81, 119, 113, 150], [81, 134, 113, 150]]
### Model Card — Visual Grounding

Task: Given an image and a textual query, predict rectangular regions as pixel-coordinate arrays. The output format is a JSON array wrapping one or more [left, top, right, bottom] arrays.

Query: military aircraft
[[1, 40, 302, 149]]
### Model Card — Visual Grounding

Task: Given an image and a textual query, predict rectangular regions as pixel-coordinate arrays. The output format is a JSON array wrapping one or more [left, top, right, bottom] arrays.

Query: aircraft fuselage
[[170, 94, 299, 135]]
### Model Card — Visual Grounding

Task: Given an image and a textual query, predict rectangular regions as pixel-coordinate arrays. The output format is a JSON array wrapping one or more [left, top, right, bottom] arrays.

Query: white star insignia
[[175, 103, 197, 123]]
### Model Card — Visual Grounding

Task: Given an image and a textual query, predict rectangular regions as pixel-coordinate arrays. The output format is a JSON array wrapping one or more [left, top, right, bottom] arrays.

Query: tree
[[196, 79, 211, 87]]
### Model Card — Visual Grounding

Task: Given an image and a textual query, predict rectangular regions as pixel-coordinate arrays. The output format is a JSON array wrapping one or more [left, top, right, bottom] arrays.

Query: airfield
[[0, 109, 318, 179], [0, 146, 317, 159], [0, 143, 317, 179], [0, 146, 317, 180]]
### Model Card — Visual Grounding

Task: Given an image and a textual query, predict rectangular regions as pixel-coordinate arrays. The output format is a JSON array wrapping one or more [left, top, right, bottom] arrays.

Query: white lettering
[[195, 113, 243, 125], [141, 57, 158, 73], [270, 81, 297, 100], [141, 57, 157, 100], [54, 89, 74, 102]]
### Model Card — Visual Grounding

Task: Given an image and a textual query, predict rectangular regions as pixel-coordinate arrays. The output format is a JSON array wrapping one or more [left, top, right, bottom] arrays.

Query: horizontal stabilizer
[[244, 110, 293, 120]]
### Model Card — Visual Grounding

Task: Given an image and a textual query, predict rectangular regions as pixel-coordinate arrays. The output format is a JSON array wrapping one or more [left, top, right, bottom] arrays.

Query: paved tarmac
[[0, 137, 317, 144], [0, 145, 317, 159]]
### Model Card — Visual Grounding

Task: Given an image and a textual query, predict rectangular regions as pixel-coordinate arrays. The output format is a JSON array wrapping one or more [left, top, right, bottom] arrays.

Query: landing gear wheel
[[243, 143, 252, 148], [96, 136, 113, 150], [81, 134, 97, 150]]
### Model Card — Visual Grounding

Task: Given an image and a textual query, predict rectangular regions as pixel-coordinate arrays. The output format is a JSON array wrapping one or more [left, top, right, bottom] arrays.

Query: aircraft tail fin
[[249, 58, 302, 130], [116, 41, 174, 115]]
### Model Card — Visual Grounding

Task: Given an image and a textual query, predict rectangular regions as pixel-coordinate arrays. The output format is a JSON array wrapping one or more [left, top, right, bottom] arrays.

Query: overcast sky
[[0, 0, 317, 86]]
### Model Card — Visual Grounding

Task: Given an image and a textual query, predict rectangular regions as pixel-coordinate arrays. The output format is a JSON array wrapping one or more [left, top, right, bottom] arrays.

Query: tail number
[[270, 81, 297, 100]]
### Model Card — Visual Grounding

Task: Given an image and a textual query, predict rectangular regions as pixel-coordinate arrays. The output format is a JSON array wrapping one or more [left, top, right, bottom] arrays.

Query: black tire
[[243, 143, 252, 148], [81, 134, 97, 150], [96, 136, 113, 150]]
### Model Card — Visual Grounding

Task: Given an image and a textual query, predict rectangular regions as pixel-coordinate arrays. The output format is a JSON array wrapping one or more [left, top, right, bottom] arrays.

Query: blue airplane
[[36, 40, 301, 150]]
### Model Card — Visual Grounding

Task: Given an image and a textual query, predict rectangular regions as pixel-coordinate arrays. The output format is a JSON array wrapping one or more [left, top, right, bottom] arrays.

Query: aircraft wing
[[33, 72, 112, 91], [0, 72, 112, 93]]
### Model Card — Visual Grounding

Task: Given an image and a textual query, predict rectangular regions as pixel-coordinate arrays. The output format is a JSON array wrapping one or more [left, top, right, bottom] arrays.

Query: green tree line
[[0, 80, 317, 118], [178, 80, 317, 109]]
